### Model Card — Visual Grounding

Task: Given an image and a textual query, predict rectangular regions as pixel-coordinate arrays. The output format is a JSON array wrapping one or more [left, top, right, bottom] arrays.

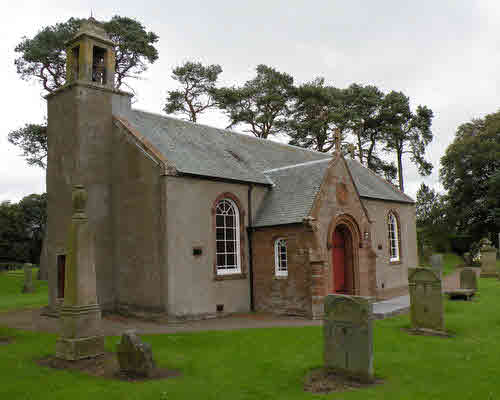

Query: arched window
[[387, 212, 400, 262], [274, 238, 288, 277], [215, 199, 241, 275]]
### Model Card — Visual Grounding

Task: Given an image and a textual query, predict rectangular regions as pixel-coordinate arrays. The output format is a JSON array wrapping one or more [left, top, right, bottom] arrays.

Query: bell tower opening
[[92, 46, 107, 85]]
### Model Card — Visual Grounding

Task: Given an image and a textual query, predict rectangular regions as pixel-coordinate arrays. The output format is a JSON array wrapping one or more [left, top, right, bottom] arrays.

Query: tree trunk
[[397, 147, 404, 192]]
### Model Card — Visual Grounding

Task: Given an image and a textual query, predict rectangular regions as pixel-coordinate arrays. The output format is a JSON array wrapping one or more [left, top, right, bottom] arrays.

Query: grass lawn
[[1, 258, 500, 399], [0, 268, 48, 313]]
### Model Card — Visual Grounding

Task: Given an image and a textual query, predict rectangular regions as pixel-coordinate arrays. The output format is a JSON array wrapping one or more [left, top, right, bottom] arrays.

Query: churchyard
[[0, 256, 499, 399]]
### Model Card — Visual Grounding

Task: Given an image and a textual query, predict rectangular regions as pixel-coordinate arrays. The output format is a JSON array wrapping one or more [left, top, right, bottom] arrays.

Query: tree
[[11, 16, 159, 169], [164, 62, 222, 123], [7, 123, 47, 168], [0, 194, 46, 264], [381, 91, 434, 192], [285, 78, 347, 152], [343, 83, 397, 182], [440, 110, 500, 242], [214, 64, 295, 139]]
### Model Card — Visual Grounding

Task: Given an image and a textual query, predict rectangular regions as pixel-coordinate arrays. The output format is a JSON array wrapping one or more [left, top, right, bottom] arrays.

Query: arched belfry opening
[[329, 215, 361, 295]]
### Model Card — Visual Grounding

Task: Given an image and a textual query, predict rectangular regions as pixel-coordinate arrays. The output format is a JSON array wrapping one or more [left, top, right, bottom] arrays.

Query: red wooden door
[[57, 255, 66, 299], [332, 229, 345, 293]]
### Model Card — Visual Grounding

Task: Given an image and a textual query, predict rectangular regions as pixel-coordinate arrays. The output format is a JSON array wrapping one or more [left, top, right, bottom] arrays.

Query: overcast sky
[[1, 0, 499, 202]]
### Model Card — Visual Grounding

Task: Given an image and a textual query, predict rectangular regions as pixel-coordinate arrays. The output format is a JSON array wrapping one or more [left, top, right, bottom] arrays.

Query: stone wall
[[251, 224, 312, 317], [165, 176, 268, 317], [362, 198, 417, 298], [111, 122, 166, 315]]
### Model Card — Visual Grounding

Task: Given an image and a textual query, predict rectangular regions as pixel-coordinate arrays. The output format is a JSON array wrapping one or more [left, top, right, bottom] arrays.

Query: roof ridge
[[262, 158, 332, 173], [132, 108, 333, 156]]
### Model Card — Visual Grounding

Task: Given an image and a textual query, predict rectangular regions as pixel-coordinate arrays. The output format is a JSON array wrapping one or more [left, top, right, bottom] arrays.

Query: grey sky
[[2, 0, 499, 202]]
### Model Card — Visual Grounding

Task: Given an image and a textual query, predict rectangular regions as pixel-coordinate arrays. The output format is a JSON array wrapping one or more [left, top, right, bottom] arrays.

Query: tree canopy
[[381, 91, 434, 192], [440, 110, 500, 241], [214, 64, 295, 139], [0, 193, 46, 264], [164, 61, 222, 122]]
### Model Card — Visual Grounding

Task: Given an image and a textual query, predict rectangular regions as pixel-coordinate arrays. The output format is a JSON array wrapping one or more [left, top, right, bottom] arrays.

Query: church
[[44, 19, 417, 320]]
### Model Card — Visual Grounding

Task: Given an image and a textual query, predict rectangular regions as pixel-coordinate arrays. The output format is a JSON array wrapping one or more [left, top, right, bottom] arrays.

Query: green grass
[[1, 258, 500, 399], [0, 268, 48, 312]]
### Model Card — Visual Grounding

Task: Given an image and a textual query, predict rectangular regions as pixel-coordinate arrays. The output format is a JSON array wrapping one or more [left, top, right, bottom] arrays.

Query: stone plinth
[[56, 185, 104, 360], [460, 268, 478, 290], [323, 294, 374, 382], [22, 263, 33, 293], [408, 268, 444, 332]]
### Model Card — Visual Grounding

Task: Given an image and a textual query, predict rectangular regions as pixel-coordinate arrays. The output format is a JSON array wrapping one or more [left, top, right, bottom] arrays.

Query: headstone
[[323, 294, 374, 382], [460, 268, 478, 290], [430, 254, 443, 280], [479, 238, 497, 277], [408, 268, 444, 332], [56, 185, 104, 360], [22, 263, 33, 293], [117, 330, 155, 377]]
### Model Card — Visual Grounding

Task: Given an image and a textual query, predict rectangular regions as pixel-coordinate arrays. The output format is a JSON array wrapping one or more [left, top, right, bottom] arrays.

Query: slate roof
[[125, 110, 329, 185], [121, 110, 414, 227]]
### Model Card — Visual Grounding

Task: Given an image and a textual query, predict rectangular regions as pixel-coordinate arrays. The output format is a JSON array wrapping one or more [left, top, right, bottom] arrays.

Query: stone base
[[445, 289, 476, 300], [56, 335, 104, 360]]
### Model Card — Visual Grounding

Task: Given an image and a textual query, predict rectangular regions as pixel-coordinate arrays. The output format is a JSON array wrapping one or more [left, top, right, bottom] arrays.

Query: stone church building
[[44, 19, 417, 320]]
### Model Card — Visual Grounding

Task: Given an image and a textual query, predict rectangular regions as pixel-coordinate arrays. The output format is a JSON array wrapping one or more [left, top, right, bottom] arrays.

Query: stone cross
[[56, 185, 104, 360], [408, 268, 444, 332], [460, 268, 477, 290], [323, 294, 374, 382], [22, 263, 33, 293]]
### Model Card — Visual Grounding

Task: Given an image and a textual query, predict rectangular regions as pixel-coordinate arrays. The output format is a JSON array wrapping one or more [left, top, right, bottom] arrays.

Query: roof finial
[[334, 128, 341, 154]]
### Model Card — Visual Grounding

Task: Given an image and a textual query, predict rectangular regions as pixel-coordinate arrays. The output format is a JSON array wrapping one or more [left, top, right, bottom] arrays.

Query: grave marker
[[22, 263, 33, 293], [460, 268, 477, 290], [323, 294, 374, 382], [480, 238, 497, 277], [408, 268, 444, 332]]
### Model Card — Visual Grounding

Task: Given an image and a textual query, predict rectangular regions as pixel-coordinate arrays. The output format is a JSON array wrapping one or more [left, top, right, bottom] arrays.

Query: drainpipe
[[247, 184, 254, 311]]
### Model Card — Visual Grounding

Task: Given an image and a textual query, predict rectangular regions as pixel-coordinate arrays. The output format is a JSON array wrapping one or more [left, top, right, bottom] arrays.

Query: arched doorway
[[331, 224, 355, 294]]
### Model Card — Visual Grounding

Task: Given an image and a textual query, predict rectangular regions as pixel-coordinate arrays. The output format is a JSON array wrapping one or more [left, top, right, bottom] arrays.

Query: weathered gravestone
[[408, 268, 444, 332], [56, 185, 104, 360], [480, 238, 497, 277], [430, 254, 443, 280], [323, 295, 374, 382], [117, 330, 155, 377], [22, 263, 33, 293], [460, 268, 478, 290]]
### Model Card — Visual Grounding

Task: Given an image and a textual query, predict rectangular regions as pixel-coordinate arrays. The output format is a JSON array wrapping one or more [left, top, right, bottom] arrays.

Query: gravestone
[[117, 330, 155, 377], [323, 294, 374, 382], [408, 268, 444, 332], [56, 185, 104, 360], [22, 263, 33, 293], [430, 254, 443, 280], [480, 238, 497, 277], [460, 268, 478, 290]]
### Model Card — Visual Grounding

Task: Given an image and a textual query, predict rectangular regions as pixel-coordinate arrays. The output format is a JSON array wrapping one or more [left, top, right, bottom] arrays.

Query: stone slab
[[55, 335, 104, 360], [323, 294, 374, 382]]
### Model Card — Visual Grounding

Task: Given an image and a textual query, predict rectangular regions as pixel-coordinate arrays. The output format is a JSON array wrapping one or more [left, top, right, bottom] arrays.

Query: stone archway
[[328, 214, 361, 296]]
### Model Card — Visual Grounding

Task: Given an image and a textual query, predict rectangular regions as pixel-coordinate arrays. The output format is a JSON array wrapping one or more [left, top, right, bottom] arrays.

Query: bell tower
[[65, 17, 115, 88], [45, 17, 131, 315]]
